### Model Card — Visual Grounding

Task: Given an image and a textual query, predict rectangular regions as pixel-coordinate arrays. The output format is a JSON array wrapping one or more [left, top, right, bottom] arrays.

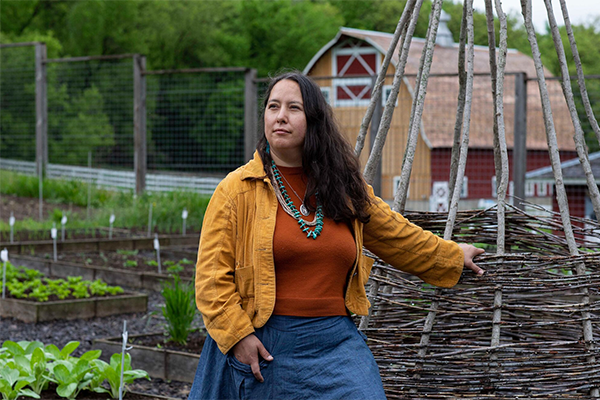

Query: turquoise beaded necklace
[[270, 159, 324, 240]]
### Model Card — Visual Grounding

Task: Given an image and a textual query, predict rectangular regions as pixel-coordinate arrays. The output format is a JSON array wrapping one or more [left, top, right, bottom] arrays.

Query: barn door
[[332, 39, 380, 107]]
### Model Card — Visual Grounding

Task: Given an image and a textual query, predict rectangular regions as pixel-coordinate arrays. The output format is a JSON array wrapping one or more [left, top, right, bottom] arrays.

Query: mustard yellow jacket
[[195, 152, 464, 354]]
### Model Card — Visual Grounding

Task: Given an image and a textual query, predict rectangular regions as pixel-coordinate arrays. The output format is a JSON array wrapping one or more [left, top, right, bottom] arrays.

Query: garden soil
[[0, 194, 86, 221]]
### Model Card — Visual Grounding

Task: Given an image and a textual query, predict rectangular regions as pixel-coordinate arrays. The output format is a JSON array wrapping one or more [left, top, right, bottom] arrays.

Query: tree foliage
[[2, 0, 600, 160]]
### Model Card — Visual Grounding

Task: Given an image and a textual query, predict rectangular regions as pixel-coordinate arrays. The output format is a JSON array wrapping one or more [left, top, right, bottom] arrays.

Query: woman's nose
[[276, 108, 288, 123]]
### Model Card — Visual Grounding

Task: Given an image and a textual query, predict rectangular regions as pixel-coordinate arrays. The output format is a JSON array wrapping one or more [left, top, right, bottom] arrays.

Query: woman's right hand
[[231, 334, 273, 382]]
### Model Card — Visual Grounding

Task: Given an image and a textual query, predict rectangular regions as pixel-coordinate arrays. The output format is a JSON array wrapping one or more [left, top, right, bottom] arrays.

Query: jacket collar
[[240, 151, 268, 180]]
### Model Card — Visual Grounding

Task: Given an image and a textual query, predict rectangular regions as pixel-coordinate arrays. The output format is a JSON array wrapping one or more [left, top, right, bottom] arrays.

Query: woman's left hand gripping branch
[[458, 243, 485, 276]]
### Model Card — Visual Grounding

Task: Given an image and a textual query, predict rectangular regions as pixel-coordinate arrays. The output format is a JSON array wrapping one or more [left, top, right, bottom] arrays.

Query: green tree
[[232, 0, 343, 76]]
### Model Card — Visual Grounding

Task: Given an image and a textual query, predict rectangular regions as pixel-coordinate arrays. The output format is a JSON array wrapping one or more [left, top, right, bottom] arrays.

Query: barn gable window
[[332, 39, 380, 107], [320, 87, 332, 105]]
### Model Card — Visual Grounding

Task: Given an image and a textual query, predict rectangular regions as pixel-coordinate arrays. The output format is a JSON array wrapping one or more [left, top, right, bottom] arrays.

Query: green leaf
[[13, 355, 30, 372], [24, 341, 44, 355], [31, 348, 45, 367], [56, 382, 77, 398], [59, 342, 80, 360], [52, 364, 72, 384], [14, 377, 35, 391], [2, 341, 24, 357], [80, 349, 101, 361], [91, 386, 110, 394], [17, 388, 40, 399], [44, 344, 61, 360], [124, 369, 150, 381], [72, 359, 91, 380], [0, 367, 19, 387]]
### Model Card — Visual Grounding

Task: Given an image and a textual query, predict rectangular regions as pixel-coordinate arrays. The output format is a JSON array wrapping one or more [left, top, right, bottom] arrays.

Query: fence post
[[244, 68, 258, 162], [35, 42, 47, 221], [35, 43, 48, 176], [513, 72, 527, 210], [369, 75, 383, 197], [133, 54, 147, 195]]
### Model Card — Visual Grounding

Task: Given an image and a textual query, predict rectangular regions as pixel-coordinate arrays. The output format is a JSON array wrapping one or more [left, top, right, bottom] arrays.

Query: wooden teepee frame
[[357, 0, 600, 397]]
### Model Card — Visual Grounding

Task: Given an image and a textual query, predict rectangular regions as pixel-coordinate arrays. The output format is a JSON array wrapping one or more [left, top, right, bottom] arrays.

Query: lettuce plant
[[0, 365, 40, 400], [1, 340, 149, 399], [10, 347, 53, 395], [48, 358, 95, 399], [92, 353, 150, 399]]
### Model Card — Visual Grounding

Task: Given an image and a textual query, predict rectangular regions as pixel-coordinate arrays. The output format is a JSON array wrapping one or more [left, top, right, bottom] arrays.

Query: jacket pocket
[[234, 265, 255, 298], [357, 255, 375, 287]]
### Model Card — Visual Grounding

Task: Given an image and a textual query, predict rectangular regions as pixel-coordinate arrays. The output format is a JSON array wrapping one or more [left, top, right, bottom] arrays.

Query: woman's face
[[264, 79, 307, 167]]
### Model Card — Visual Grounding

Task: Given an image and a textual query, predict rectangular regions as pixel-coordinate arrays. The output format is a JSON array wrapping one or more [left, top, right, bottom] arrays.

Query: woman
[[189, 71, 484, 399]]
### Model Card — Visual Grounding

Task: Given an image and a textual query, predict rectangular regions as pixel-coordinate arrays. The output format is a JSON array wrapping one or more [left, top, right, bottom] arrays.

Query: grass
[[0, 170, 211, 233]]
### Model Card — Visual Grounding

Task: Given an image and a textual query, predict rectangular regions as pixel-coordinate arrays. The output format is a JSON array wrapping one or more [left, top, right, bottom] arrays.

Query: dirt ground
[[0, 193, 87, 222]]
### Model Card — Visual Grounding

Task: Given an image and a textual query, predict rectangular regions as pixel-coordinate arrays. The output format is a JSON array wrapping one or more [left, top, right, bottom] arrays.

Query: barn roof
[[527, 151, 600, 184], [304, 26, 576, 152]]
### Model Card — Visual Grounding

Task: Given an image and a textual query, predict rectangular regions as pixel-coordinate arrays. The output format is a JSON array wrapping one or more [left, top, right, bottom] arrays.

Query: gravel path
[[0, 289, 199, 399]]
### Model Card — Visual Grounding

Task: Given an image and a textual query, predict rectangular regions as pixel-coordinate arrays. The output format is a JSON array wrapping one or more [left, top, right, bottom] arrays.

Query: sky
[[468, 0, 600, 32]]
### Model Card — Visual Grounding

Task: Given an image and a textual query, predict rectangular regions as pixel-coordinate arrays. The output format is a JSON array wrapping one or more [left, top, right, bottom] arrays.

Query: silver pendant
[[300, 203, 310, 217]]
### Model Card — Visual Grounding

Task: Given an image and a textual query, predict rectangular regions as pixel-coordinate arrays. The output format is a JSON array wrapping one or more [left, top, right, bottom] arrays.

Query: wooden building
[[303, 16, 577, 211]]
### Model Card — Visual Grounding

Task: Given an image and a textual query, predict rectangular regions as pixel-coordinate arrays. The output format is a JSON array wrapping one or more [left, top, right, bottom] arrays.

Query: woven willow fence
[[363, 206, 600, 398], [356, 0, 600, 397]]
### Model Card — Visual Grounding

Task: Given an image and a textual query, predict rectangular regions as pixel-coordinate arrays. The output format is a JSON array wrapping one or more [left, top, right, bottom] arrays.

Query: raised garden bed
[[0, 233, 199, 256], [0, 227, 139, 243], [94, 331, 206, 383], [38, 385, 178, 400], [0, 262, 148, 322], [0, 293, 148, 323], [11, 251, 194, 291]]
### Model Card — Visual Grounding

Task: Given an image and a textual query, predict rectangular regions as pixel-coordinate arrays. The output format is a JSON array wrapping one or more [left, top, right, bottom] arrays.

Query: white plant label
[[51, 228, 57, 239], [153, 237, 160, 251], [9, 216, 15, 226], [110, 214, 116, 224], [182, 209, 188, 219], [0, 249, 8, 263], [61, 216, 68, 225]]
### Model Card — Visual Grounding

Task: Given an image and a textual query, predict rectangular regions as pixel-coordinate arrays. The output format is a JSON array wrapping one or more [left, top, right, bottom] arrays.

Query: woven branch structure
[[364, 207, 600, 398], [359, 0, 600, 395]]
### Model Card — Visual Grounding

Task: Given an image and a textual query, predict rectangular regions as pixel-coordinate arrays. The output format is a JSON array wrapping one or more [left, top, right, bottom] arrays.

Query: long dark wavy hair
[[257, 71, 371, 223]]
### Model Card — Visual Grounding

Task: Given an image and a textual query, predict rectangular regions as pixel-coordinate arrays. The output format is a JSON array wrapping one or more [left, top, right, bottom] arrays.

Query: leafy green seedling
[[11, 347, 54, 395], [147, 260, 158, 267], [1, 341, 45, 359], [49, 358, 94, 399], [44, 341, 80, 362], [92, 353, 150, 399], [123, 260, 138, 268], [0, 365, 40, 400], [116, 249, 139, 257]]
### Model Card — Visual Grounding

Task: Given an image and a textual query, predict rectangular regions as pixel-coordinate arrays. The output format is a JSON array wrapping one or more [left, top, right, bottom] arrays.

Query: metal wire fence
[[2, 42, 600, 203], [0, 45, 36, 162], [46, 57, 134, 169], [146, 70, 246, 173]]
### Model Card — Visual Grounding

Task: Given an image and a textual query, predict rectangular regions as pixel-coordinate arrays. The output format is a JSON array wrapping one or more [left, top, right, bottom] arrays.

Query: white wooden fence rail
[[0, 158, 221, 195]]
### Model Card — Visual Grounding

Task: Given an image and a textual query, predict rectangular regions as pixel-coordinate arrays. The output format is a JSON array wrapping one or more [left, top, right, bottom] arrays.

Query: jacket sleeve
[[362, 186, 464, 288], [195, 181, 255, 354]]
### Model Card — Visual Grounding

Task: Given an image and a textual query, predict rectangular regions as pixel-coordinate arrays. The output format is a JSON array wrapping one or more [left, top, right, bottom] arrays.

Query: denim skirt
[[188, 315, 386, 400]]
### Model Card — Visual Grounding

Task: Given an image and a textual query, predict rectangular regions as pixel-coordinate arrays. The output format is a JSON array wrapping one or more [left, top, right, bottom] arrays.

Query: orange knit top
[[272, 166, 356, 316]]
